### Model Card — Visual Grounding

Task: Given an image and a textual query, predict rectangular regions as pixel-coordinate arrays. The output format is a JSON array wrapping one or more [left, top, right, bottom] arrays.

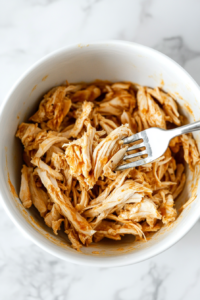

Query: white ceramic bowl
[[1, 41, 200, 267]]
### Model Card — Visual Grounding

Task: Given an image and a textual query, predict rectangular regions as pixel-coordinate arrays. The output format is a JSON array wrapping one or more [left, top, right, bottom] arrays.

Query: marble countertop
[[1, 0, 200, 299]]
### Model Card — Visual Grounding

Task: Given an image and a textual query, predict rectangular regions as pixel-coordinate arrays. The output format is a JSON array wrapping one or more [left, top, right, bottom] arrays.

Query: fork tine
[[127, 142, 145, 152], [122, 133, 143, 145], [123, 150, 147, 161], [116, 157, 150, 171]]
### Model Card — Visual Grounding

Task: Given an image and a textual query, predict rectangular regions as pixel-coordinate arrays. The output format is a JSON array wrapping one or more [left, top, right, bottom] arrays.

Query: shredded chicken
[[70, 101, 94, 138], [64, 122, 96, 189], [118, 198, 162, 227], [19, 165, 32, 208], [29, 86, 71, 131], [16, 81, 200, 251], [29, 172, 48, 216], [92, 124, 132, 182], [44, 203, 64, 235]]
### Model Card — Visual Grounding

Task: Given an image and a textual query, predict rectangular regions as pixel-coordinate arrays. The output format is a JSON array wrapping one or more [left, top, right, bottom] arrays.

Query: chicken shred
[[16, 81, 200, 250], [19, 165, 32, 208]]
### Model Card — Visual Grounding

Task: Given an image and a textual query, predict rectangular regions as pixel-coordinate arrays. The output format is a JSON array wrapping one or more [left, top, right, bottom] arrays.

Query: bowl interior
[[1, 41, 200, 266]]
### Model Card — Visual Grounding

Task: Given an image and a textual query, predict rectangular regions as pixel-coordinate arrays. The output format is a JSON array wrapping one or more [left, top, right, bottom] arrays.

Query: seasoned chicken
[[90, 169, 130, 206], [181, 134, 200, 170], [92, 124, 132, 182], [65, 122, 96, 189], [19, 165, 32, 208], [71, 85, 101, 102], [103, 146, 128, 180], [84, 180, 151, 218], [44, 203, 64, 235], [97, 114, 118, 135], [30, 86, 71, 131], [95, 220, 144, 239], [137, 87, 166, 129], [70, 101, 94, 138], [16, 81, 200, 251], [35, 135, 68, 158], [31, 157, 64, 181], [119, 198, 162, 227], [37, 168, 95, 236], [16, 123, 42, 148], [51, 152, 68, 171], [159, 194, 177, 224], [68, 230, 82, 251], [29, 172, 48, 216], [147, 87, 181, 126], [96, 89, 136, 116], [76, 187, 89, 212], [121, 111, 137, 134]]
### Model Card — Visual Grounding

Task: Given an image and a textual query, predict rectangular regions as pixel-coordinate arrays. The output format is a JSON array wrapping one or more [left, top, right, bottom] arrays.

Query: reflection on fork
[[116, 121, 200, 171]]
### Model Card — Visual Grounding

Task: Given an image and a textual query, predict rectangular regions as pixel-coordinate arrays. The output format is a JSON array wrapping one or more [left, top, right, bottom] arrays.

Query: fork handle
[[170, 120, 200, 138]]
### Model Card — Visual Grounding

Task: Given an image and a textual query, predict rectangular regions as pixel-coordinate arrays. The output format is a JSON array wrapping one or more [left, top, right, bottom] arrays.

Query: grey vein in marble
[[81, 0, 103, 12], [154, 37, 200, 66], [114, 262, 170, 300], [139, 0, 153, 23]]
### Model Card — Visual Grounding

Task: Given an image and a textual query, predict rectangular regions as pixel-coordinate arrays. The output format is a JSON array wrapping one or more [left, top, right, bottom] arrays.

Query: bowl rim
[[1, 40, 200, 267]]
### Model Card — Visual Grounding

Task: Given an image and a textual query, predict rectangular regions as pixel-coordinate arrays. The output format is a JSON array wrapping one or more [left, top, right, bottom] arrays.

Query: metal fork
[[116, 121, 200, 171]]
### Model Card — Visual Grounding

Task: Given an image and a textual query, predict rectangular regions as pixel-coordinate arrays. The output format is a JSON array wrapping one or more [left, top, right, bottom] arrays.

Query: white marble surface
[[1, 0, 200, 299]]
